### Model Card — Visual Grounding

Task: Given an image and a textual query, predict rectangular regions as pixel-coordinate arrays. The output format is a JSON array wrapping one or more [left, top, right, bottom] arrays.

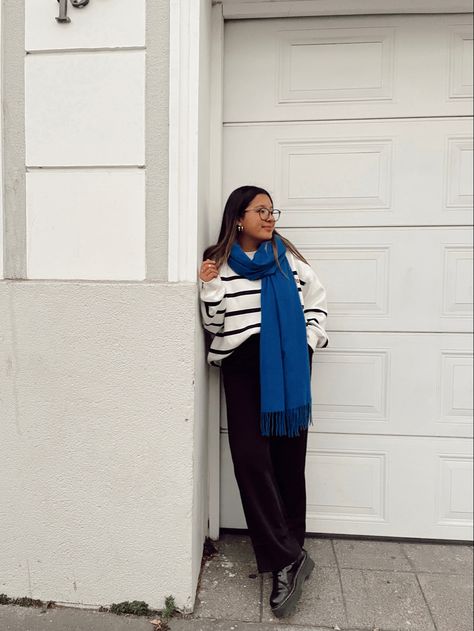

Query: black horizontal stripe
[[208, 347, 234, 355], [203, 299, 223, 306], [203, 321, 224, 328], [215, 323, 261, 338], [205, 303, 225, 318], [306, 317, 321, 325], [322, 338, 329, 348], [226, 289, 261, 298], [304, 308, 327, 316], [221, 274, 245, 281], [220, 268, 299, 282], [225, 307, 261, 318]]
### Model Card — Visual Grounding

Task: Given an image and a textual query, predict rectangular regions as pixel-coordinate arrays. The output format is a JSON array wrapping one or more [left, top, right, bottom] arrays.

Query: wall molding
[[2, 0, 26, 279], [168, 0, 201, 282], [220, 0, 473, 19], [146, 0, 170, 281]]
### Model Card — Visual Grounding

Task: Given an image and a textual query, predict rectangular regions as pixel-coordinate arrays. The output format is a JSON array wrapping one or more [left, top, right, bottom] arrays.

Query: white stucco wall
[[0, 282, 197, 610], [1, 0, 207, 613]]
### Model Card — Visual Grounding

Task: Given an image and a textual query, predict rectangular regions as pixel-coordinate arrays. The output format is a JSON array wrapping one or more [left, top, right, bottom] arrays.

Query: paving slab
[[302, 537, 338, 567], [333, 539, 412, 571], [192, 555, 261, 622], [417, 572, 474, 631], [197, 534, 473, 630], [168, 620, 333, 631], [212, 533, 258, 565], [0, 605, 152, 631], [401, 542, 474, 574], [341, 568, 436, 631]]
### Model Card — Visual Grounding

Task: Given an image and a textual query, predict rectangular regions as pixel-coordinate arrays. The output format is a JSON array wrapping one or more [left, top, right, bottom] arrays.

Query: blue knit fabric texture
[[228, 235, 313, 437]]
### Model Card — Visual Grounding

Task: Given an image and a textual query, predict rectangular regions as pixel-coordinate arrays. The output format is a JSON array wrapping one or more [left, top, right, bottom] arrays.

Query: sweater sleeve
[[296, 258, 329, 351], [199, 276, 226, 334]]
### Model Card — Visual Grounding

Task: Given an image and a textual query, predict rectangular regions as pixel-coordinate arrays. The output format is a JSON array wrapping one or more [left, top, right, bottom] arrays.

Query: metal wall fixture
[[56, 0, 90, 24]]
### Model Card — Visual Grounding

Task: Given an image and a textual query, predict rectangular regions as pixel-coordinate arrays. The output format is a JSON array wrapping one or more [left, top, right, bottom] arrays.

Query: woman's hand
[[200, 259, 219, 282]]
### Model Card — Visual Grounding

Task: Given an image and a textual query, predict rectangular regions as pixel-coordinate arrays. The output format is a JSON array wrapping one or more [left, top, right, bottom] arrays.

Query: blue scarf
[[228, 235, 313, 437]]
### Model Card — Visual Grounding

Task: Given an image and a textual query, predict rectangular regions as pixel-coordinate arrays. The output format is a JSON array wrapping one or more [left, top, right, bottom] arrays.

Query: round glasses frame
[[243, 207, 281, 222]]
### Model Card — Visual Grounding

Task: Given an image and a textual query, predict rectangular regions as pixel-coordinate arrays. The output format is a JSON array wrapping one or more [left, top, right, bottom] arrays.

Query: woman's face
[[239, 194, 276, 244]]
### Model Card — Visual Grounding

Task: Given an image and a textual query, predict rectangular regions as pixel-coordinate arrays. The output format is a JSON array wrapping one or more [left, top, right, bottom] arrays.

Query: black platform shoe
[[269, 548, 315, 618]]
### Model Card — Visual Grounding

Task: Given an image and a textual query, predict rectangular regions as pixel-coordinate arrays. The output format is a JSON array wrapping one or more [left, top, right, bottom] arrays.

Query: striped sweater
[[199, 249, 329, 366]]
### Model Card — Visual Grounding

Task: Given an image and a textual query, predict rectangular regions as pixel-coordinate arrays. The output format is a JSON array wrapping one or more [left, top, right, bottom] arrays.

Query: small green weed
[[0, 594, 47, 608], [1, 591, 178, 631], [109, 600, 151, 616], [161, 595, 176, 620], [109, 595, 177, 630]]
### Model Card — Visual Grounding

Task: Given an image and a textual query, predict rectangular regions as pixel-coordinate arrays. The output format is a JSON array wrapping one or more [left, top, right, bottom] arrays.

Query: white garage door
[[219, 13, 473, 540]]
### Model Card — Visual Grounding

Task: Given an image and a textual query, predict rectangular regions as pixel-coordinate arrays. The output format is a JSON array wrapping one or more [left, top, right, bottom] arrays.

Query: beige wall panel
[[25, 51, 145, 167], [25, 0, 145, 50], [26, 170, 145, 280]]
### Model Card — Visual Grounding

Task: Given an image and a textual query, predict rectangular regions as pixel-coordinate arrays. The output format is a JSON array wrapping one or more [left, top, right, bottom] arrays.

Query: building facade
[[0, 0, 472, 613]]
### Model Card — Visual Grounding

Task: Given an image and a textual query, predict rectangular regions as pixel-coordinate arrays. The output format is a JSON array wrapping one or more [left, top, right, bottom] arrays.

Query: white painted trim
[[0, 0, 3, 279], [207, 369, 222, 541], [207, 2, 224, 542], [168, 0, 200, 282], [221, 0, 473, 19]]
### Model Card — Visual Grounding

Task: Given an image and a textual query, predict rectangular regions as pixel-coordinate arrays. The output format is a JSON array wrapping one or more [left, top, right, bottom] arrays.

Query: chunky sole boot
[[270, 548, 315, 619]]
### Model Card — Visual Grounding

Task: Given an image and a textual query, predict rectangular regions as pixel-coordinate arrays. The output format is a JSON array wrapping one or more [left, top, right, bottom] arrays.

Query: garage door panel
[[223, 119, 473, 227], [221, 12, 473, 541], [224, 15, 473, 121], [220, 332, 472, 438], [277, 25, 395, 104], [220, 432, 473, 539], [449, 23, 474, 100], [305, 434, 473, 538], [282, 227, 473, 332], [312, 332, 473, 438]]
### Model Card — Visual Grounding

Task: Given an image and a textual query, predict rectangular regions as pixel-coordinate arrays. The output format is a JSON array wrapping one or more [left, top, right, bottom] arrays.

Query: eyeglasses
[[243, 207, 281, 222]]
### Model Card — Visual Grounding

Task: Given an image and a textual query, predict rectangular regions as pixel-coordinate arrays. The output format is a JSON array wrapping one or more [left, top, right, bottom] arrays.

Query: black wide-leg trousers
[[221, 333, 313, 574]]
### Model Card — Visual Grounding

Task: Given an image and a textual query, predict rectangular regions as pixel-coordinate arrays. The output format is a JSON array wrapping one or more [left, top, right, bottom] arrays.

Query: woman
[[199, 185, 329, 619]]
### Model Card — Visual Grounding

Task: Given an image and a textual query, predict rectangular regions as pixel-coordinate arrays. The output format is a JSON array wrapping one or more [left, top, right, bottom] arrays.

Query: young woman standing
[[199, 185, 329, 619]]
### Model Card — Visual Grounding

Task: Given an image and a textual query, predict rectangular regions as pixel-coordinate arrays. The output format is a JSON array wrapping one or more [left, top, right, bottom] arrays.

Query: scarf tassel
[[260, 402, 313, 438]]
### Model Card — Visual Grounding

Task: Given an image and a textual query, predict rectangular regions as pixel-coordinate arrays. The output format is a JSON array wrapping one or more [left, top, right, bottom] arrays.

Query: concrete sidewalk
[[0, 533, 472, 631]]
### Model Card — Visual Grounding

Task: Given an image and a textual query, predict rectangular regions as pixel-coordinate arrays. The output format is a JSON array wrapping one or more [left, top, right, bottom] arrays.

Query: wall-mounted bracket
[[56, 0, 90, 24]]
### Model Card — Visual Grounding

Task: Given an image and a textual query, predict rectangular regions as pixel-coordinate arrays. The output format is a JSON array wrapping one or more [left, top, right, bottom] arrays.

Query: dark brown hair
[[203, 185, 309, 269]]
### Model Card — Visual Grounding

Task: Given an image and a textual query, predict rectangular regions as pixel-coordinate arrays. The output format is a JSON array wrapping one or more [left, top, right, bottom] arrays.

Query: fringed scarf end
[[260, 402, 313, 437]]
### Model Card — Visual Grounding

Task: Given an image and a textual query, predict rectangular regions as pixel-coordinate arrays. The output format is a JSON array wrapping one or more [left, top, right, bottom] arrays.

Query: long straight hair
[[203, 185, 309, 269]]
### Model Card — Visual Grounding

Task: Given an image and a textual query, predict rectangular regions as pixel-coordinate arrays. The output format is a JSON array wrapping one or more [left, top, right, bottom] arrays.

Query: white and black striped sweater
[[200, 250, 329, 367]]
